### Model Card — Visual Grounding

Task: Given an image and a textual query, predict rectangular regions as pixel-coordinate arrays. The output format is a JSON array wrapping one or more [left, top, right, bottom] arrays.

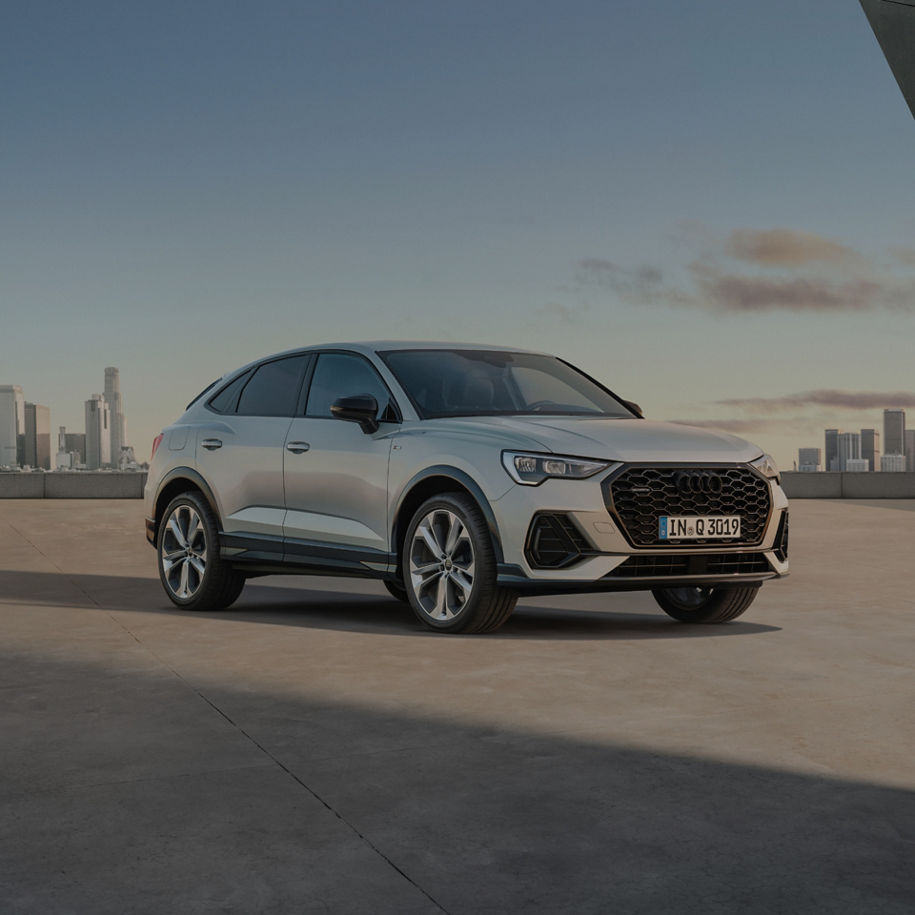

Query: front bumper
[[489, 465, 789, 593]]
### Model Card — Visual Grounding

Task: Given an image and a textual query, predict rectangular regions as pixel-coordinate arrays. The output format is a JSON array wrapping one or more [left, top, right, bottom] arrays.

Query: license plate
[[659, 516, 741, 540]]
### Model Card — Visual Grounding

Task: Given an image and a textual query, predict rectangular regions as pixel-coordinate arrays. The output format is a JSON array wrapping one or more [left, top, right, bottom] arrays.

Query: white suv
[[145, 342, 788, 633]]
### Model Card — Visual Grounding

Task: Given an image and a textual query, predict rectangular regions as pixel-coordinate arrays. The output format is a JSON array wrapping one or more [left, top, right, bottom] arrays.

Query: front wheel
[[157, 491, 246, 611], [403, 493, 517, 634], [652, 585, 759, 623]]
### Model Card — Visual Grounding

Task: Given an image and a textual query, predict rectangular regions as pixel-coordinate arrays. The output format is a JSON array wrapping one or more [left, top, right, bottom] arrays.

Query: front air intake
[[525, 514, 592, 569]]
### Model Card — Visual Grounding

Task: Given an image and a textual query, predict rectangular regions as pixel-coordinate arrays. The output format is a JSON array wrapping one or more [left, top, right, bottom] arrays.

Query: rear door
[[195, 354, 310, 543], [283, 351, 397, 558]]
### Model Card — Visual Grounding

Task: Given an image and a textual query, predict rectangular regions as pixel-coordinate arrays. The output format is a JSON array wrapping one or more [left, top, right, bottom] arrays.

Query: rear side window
[[207, 371, 252, 414], [305, 353, 392, 418], [236, 356, 308, 416]]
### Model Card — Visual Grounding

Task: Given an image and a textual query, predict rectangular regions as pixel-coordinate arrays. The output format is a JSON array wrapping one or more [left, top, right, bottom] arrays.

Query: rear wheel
[[157, 491, 245, 611], [403, 493, 517, 634], [652, 585, 759, 623]]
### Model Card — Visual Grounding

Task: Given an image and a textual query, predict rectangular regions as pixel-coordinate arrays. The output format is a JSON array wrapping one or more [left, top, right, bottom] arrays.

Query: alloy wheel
[[408, 509, 475, 621], [161, 504, 207, 599]]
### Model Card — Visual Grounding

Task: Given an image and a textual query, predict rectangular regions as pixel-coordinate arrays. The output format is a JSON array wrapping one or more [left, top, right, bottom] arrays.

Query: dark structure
[[23, 403, 51, 470], [861, 0, 915, 119]]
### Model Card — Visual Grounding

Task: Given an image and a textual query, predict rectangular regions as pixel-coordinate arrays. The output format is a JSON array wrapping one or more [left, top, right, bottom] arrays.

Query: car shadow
[[0, 569, 782, 641]]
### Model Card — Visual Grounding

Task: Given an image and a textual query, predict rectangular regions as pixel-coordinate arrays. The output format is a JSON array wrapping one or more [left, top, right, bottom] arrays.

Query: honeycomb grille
[[606, 466, 771, 547]]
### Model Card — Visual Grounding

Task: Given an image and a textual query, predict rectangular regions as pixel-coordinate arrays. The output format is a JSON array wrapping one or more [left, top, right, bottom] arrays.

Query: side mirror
[[623, 400, 643, 418], [331, 394, 380, 434]]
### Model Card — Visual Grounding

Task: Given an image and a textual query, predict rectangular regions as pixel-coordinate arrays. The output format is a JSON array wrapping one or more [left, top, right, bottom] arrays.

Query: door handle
[[201, 438, 223, 450], [286, 441, 310, 454]]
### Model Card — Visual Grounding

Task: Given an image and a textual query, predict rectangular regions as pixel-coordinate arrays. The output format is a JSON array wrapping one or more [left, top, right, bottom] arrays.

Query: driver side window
[[305, 353, 392, 418]]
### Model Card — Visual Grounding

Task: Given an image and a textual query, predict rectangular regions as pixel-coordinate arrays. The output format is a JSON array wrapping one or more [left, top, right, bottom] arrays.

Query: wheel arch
[[391, 466, 504, 574], [152, 468, 221, 546]]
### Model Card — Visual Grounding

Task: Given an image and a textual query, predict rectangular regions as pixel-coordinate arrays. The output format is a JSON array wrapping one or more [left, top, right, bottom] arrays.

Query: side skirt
[[219, 532, 398, 580]]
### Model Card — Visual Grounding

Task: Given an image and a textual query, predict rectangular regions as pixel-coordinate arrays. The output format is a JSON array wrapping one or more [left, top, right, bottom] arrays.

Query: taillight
[[151, 433, 164, 460]]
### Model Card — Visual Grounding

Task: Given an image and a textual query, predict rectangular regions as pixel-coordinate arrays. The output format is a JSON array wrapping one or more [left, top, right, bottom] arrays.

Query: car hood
[[427, 416, 763, 464]]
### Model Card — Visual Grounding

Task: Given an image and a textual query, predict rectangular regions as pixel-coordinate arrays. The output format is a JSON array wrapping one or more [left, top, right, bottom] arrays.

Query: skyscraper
[[883, 409, 905, 457], [881, 453, 906, 472], [906, 429, 915, 472], [56, 426, 71, 470], [65, 432, 86, 465], [836, 432, 861, 472], [0, 384, 25, 467], [860, 429, 880, 472], [798, 447, 821, 472], [23, 403, 51, 470], [824, 429, 839, 472], [85, 395, 111, 470], [103, 367, 128, 462]]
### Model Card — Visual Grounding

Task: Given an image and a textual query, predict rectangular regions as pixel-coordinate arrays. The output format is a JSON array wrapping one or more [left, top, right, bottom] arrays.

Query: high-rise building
[[881, 453, 906, 472], [860, 429, 880, 472], [836, 432, 861, 472], [798, 447, 821, 472], [824, 429, 840, 472], [883, 409, 905, 457], [64, 432, 86, 465], [845, 458, 869, 472], [0, 384, 25, 467], [103, 367, 128, 462], [906, 429, 915, 472], [23, 403, 51, 470], [55, 426, 70, 470], [85, 395, 111, 469]]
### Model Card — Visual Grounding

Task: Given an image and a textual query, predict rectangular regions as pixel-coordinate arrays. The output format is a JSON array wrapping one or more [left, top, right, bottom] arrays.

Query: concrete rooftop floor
[[1, 498, 913, 914]]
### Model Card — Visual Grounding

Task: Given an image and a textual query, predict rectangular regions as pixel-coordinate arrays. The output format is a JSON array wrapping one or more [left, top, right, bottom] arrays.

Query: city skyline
[[800, 408, 912, 472], [0, 366, 138, 471], [2, 3, 915, 466]]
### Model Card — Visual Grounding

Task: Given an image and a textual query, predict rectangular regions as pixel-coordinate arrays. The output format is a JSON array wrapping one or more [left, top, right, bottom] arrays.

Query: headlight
[[751, 453, 780, 481], [502, 451, 615, 486]]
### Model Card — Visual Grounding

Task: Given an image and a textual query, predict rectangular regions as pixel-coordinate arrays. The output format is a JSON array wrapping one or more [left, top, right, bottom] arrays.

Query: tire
[[384, 578, 409, 603], [157, 491, 246, 611], [402, 492, 517, 634], [652, 585, 759, 623]]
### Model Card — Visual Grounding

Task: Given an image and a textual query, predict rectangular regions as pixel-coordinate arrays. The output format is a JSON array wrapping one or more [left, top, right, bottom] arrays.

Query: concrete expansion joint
[[184, 678, 451, 914]]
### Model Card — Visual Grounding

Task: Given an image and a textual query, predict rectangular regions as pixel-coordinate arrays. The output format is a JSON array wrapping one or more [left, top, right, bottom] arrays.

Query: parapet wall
[[0, 473, 148, 499], [780, 471, 915, 499]]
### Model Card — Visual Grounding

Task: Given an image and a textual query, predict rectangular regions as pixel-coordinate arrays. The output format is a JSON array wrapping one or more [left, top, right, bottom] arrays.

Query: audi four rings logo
[[674, 471, 723, 494]]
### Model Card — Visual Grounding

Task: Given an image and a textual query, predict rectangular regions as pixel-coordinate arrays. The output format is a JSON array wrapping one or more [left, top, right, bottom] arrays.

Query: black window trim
[[301, 349, 402, 423]]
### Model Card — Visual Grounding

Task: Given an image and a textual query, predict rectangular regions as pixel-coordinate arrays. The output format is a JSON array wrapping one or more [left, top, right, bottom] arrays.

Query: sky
[[2, 0, 914, 468]]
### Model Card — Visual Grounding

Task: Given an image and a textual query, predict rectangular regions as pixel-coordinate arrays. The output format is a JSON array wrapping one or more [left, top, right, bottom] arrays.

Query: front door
[[283, 352, 397, 561]]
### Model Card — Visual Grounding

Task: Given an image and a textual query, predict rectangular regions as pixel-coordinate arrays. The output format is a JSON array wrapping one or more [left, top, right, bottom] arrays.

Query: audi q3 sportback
[[145, 342, 788, 634]]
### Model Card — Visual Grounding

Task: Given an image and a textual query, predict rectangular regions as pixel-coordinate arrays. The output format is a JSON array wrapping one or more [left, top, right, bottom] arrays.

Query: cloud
[[725, 228, 856, 267], [715, 390, 915, 412], [575, 259, 673, 304], [539, 301, 588, 323], [669, 417, 769, 433], [574, 226, 915, 315], [890, 247, 915, 267], [689, 262, 888, 313]]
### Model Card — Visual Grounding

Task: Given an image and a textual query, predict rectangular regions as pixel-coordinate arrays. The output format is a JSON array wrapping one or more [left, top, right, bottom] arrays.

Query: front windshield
[[380, 349, 635, 419]]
